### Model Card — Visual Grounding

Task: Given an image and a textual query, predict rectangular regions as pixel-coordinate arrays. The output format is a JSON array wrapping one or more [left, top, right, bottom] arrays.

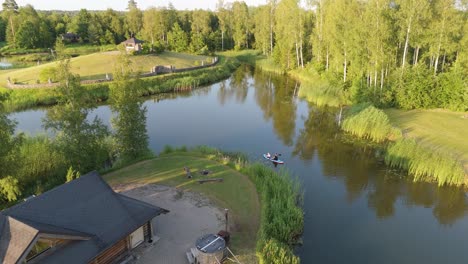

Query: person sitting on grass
[[200, 169, 211, 175], [184, 167, 192, 178]]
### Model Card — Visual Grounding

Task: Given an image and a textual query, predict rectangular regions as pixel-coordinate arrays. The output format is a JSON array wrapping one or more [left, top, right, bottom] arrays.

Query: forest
[[1, 0, 466, 110]]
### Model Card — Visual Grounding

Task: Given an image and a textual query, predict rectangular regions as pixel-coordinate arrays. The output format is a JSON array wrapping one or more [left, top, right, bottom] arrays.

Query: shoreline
[[254, 57, 468, 186], [104, 147, 304, 263], [1, 55, 241, 113]]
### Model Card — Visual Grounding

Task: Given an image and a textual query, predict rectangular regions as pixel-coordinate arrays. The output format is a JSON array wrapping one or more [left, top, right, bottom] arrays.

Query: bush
[[434, 67, 468, 111], [0, 176, 21, 202], [161, 145, 174, 154], [393, 66, 436, 109]]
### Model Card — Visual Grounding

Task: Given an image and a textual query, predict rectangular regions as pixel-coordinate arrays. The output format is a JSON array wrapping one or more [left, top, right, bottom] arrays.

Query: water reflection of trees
[[253, 68, 297, 146], [217, 65, 250, 105], [295, 103, 468, 225]]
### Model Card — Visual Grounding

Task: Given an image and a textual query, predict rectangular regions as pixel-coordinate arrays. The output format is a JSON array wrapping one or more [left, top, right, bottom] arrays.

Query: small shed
[[122, 37, 144, 52]]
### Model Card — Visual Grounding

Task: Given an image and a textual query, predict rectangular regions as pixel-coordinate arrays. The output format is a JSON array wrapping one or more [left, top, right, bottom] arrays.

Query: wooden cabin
[[0, 171, 168, 264]]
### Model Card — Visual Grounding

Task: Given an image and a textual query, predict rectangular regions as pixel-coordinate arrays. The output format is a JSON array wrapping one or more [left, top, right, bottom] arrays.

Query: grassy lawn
[[104, 153, 260, 260], [385, 108, 468, 171], [0, 51, 212, 86]]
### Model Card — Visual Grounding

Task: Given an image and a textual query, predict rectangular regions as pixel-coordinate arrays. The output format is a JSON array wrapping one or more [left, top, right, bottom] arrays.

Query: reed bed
[[342, 104, 401, 142], [385, 138, 465, 186], [244, 164, 303, 264]]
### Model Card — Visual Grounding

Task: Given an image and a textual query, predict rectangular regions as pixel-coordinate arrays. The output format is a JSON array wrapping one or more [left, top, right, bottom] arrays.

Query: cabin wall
[[90, 221, 153, 264], [90, 238, 128, 264]]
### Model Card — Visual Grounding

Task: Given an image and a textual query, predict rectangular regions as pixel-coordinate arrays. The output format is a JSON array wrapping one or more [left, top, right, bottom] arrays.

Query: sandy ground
[[113, 183, 225, 264]]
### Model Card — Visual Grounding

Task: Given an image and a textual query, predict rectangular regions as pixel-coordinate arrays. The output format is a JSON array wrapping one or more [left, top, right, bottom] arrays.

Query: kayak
[[263, 154, 285, 164]]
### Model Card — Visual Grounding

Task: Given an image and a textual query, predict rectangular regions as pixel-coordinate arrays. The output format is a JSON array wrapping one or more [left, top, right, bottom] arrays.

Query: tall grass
[[244, 164, 303, 244], [342, 104, 401, 142], [385, 138, 465, 186], [259, 239, 299, 264], [243, 164, 303, 263]]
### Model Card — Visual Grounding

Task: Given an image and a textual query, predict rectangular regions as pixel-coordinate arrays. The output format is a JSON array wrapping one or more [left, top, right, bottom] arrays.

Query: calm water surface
[[10, 66, 468, 264]]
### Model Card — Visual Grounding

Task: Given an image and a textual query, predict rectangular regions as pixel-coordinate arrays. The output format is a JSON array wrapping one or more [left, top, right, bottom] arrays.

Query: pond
[[9, 65, 468, 264], [0, 57, 13, 68]]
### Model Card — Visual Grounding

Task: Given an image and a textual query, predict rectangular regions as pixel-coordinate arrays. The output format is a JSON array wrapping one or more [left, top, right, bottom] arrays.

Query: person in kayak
[[273, 153, 279, 161], [266, 152, 271, 159]]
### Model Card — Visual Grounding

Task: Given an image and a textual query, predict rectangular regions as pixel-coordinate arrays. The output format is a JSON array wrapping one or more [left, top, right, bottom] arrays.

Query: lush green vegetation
[[342, 104, 401, 143], [385, 139, 465, 186], [0, 0, 464, 109], [244, 164, 302, 264], [0, 54, 149, 207], [338, 103, 467, 186], [0, 55, 240, 112]]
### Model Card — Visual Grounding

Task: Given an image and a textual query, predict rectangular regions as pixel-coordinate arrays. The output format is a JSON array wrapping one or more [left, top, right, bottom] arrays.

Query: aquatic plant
[[342, 104, 400, 142], [243, 164, 303, 262], [385, 138, 465, 186]]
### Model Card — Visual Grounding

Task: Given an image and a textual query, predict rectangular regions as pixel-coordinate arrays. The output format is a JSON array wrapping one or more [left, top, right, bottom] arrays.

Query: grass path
[[385, 108, 468, 173], [104, 153, 260, 260]]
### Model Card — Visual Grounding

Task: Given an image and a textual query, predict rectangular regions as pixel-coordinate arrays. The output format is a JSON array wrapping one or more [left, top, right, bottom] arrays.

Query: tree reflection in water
[[293, 95, 468, 225], [252, 67, 297, 146]]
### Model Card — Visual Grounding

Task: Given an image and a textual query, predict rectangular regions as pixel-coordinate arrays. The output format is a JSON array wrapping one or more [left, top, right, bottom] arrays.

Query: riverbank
[[0, 51, 212, 85], [0, 54, 240, 112], [385, 109, 468, 176], [104, 147, 303, 263], [254, 55, 468, 186]]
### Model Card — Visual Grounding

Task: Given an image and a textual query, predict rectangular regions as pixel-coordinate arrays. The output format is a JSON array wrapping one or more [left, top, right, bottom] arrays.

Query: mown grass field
[[385, 108, 468, 172], [0, 51, 211, 86], [104, 152, 260, 261]]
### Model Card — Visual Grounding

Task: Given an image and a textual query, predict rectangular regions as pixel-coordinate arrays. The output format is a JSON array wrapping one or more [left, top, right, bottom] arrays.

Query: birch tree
[[274, 0, 302, 69], [395, 0, 431, 70], [232, 1, 249, 50]]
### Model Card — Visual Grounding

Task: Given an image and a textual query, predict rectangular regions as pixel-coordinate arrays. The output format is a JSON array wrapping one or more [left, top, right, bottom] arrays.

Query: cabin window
[[25, 239, 53, 262]]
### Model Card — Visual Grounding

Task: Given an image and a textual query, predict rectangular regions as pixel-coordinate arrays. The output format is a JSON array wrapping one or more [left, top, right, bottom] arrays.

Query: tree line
[[1, 0, 466, 109]]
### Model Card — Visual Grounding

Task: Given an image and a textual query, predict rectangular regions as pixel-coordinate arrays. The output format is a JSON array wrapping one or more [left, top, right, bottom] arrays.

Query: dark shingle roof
[[0, 171, 168, 264], [122, 37, 144, 44]]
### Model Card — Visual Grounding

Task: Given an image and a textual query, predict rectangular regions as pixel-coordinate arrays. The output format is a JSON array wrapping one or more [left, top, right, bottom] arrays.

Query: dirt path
[[113, 183, 225, 264]]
